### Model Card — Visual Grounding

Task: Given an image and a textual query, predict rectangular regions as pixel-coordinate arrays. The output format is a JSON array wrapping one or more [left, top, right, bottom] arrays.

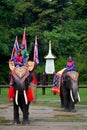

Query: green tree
[[0, 0, 87, 84]]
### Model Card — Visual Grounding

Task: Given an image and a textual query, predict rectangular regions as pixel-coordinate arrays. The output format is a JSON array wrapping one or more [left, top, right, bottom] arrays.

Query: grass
[[0, 87, 87, 106], [0, 88, 60, 106], [37, 88, 60, 100], [0, 88, 87, 123], [0, 88, 8, 104]]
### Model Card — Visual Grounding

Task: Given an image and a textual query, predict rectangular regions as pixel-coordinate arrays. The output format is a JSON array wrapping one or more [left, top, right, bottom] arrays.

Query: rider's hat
[[17, 49, 21, 54], [21, 44, 25, 49], [68, 56, 73, 61]]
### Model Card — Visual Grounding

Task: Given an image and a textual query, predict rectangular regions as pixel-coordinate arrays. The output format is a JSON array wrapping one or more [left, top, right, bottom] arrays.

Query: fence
[[0, 71, 87, 95], [0, 84, 87, 95]]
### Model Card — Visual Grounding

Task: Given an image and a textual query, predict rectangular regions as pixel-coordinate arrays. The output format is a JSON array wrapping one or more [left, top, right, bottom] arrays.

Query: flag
[[11, 36, 19, 60], [21, 28, 27, 49], [33, 36, 39, 65]]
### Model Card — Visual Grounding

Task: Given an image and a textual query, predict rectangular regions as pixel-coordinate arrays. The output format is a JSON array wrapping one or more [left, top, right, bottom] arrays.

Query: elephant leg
[[19, 96, 30, 125], [22, 103, 30, 125], [60, 87, 64, 108], [61, 86, 69, 111], [69, 99, 76, 112], [19, 102, 30, 116], [13, 99, 20, 125]]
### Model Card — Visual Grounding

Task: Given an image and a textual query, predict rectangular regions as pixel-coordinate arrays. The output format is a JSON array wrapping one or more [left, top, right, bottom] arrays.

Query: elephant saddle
[[51, 68, 66, 95], [12, 66, 29, 83]]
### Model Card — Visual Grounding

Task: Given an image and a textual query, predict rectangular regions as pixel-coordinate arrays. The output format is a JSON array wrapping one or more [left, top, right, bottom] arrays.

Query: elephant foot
[[69, 109, 76, 113], [22, 120, 30, 125], [60, 104, 64, 108], [13, 120, 20, 125], [64, 108, 70, 112], [64, 108, 76, 113]]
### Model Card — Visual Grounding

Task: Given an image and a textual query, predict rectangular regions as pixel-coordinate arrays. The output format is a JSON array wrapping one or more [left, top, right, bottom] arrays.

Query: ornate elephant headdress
[[9, 61, 35, 72], [67, 71, 79, 81]]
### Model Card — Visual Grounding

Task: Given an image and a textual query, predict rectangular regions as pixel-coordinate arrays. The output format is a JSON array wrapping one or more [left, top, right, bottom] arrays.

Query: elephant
[[60, 70, 80, 112], [8, 61, 35, 125]]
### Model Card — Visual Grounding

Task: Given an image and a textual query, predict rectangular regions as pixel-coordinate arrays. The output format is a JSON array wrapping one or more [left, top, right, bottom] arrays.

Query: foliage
[[0, 0, 87, 84]]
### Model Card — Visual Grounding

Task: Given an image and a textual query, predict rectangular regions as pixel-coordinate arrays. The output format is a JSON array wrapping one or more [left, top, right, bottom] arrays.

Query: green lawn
[[0, 88, 60, 105], [0, 88, 87, 106]]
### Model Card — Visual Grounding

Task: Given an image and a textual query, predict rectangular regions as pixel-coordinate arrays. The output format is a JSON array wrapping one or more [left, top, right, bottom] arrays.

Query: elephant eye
[[67, 76, 70, 80]]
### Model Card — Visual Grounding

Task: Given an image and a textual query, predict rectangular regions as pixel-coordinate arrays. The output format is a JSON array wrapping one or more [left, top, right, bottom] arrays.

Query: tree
[[0, 0, 87, 84]]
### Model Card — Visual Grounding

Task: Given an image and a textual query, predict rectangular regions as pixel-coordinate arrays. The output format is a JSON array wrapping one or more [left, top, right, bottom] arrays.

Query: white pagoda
[[44, 41, 56, 74]]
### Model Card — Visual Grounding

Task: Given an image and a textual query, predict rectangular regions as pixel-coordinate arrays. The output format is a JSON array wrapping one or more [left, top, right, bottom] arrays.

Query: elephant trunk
[[15, 90, 18, 105], [23, 90, 28, 105], [15, 90, 28, 105]]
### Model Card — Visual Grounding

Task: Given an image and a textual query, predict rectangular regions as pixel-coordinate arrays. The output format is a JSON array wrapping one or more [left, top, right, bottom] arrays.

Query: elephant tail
[[26, 88, 34, 102]]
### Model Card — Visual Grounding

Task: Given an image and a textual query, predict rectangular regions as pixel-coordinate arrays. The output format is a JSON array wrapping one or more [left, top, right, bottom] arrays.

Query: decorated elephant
[[8, 61, 37, 125], [52, 69, 80, 112], [60, 70, 80, 112]]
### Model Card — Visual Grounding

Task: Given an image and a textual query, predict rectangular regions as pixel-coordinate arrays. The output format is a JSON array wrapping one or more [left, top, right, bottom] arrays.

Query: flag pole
[[33, 36, 39, 66], [11, 36, 19, 60], [21, 27, 27, 49], [11, 36, 17, 60]]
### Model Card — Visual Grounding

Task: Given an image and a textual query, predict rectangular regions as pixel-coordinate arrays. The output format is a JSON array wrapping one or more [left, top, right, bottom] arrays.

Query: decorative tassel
[[26, 88, 34, 102], [8, 86, 15, 100], [9, 98, 13, 102], [32, 73, 38, 85], [51, 87, 60, 96]]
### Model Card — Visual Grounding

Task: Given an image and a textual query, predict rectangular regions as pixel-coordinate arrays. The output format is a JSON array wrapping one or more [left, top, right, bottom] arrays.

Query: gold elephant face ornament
[[9, 61, 15, 71], [27, 61, 35, 71]]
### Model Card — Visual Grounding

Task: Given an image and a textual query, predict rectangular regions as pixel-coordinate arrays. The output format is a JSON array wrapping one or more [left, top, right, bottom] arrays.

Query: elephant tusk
[[77, 91, 80, 101], [15, 90, 18, 105], [24, 90, 28, 105], [70, 90, 74, 102]]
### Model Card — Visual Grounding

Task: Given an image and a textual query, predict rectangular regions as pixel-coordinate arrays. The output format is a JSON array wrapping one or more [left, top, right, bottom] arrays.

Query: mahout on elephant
[[60, 70, 80, 112], [52, 69, 80, 112], [8, 61, 37, 125]]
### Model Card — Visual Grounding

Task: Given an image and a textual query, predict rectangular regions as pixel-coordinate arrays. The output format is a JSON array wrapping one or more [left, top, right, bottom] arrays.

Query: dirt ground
[[0, 103, 87, 130]]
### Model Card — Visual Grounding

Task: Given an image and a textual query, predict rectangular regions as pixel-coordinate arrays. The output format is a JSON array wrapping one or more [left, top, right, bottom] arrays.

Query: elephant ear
[[9, 61, 15, 71], [27, 61, 35, 71]]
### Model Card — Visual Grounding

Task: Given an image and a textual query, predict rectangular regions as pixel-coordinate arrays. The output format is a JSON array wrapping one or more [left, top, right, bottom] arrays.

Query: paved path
[[0, 104, 87, 130]]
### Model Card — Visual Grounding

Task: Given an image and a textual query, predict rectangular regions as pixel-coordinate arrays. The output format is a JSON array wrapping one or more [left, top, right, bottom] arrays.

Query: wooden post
[[46, 74, 48, 85], [42, 72, 46, 95]]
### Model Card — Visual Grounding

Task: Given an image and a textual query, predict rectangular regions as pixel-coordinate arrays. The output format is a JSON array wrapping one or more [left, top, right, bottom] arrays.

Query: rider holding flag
[[12, 49, 26, 67]]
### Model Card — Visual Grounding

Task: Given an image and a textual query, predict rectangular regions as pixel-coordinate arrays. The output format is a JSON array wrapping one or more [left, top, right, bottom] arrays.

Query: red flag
[[11, 36, 19, 60], [33, 36, 39, 65], [21, 28, 27, 49]]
